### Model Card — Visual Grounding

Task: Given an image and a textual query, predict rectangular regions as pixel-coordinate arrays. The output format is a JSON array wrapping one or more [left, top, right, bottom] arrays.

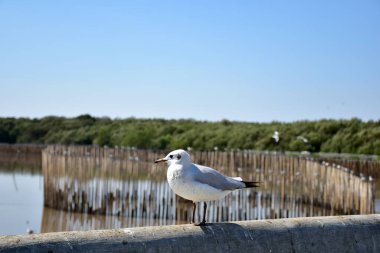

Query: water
[[0, 170, 43, 235], [0, 170, 336, 236], [0, 161, 377, 236], [0, 168, 186, 235]]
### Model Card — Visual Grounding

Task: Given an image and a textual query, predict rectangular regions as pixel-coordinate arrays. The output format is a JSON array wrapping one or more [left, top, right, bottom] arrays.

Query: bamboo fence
[[42, 146, 375, 224], [0, 143, 44, 165]]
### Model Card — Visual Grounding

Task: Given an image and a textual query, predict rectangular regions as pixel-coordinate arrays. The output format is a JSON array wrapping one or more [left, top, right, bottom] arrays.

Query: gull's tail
[[242, 181, 260, 188]]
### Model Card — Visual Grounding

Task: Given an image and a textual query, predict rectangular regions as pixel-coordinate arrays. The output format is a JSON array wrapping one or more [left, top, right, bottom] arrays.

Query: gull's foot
[[194, 221, 207, 226]]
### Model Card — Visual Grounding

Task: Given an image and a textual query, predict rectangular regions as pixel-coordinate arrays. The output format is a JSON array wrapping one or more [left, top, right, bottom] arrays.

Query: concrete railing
[[1, 215, 380, 253]]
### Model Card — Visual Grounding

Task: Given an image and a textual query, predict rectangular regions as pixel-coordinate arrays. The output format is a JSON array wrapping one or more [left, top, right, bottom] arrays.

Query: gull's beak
[[154, 158, 167, 164]]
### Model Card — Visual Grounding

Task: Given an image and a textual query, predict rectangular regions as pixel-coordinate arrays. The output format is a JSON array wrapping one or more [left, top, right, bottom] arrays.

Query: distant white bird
[[297, 136, 308, 143], [272, 131, 280, 143], [155, 149, 259, 225]]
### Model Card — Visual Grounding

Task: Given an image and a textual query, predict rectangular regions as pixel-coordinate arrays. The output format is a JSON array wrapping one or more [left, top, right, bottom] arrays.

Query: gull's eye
[[169, 155, 173, 159], [177, 154, 181, 159]]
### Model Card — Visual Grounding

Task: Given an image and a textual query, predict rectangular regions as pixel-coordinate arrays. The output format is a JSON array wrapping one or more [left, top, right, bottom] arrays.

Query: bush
[[0, 116, 379, 155]]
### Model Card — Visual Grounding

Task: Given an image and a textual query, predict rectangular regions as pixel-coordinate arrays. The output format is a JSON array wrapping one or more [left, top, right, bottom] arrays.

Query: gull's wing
[[191, 163, 245, 191]]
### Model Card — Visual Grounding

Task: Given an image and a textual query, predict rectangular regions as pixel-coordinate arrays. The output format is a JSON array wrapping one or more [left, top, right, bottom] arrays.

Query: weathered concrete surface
[[1, 215, 380, 253]]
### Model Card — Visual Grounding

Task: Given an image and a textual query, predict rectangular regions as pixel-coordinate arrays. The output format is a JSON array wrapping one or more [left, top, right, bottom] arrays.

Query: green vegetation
[[1, 115, 380, 155]]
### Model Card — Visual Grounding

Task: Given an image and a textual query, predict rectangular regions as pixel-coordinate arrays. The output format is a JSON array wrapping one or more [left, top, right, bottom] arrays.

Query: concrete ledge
[[1, 215, 380, 253]]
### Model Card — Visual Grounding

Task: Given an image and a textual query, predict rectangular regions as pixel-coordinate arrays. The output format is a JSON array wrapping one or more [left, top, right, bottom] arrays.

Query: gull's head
[[154, 149, 192, 166]]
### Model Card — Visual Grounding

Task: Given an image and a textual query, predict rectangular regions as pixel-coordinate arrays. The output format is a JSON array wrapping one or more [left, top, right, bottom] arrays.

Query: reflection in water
[[0, 145, 376, 235], [40, 183, 336, 233], [43, 147, 374, 224], [0, 170, 43, 236], [1, 166, 338, 235], [41, 206, 187, 233], [46, 178, 340, 221]]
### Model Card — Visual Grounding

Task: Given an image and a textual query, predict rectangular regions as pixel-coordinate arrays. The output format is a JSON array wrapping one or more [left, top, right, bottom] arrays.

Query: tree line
[[0, 115, 379, 155]]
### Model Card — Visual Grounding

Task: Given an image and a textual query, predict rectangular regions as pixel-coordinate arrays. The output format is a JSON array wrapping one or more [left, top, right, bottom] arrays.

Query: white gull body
[[155, 149, 258, 202], [155, 149, 259, 224]]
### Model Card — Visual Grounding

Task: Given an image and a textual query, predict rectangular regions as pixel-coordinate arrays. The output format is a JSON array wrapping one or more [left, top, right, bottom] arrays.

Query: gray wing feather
[[192, 164, 245, 191]]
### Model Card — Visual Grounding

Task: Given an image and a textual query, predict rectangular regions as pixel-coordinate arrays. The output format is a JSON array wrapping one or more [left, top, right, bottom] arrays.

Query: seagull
[[155, 149, 259, 225], [297, 136, 308, 143], [272, 131, 280, 143]]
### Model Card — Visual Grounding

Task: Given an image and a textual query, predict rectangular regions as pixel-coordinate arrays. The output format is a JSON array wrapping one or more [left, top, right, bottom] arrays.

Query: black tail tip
[[243, 181, 261, 188]]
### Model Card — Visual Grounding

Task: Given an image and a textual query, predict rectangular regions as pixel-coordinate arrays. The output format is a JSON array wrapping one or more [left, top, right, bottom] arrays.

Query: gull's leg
[[192, 202, 196, 224], [200, 202, 207, 226]]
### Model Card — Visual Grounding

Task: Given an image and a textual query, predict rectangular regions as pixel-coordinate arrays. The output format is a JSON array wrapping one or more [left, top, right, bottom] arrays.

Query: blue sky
[[1, 0, 379, 122]]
